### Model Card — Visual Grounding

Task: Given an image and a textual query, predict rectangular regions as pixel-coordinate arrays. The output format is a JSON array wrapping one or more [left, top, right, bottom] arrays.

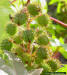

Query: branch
[[27, 0, 30, 5], [50, 16, 67, 27], [27, 41, 31, 53], [27, 14, 31, 53]]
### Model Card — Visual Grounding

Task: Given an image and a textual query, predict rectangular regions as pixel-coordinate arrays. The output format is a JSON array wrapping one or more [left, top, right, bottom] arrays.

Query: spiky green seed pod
[[23, 30, 34, 42], [15, 47, 23, 56], [36, 15, 49, 26], [22, 53, 32, 65], [13, 13, 28, 25], [6, 24, 17, 36], [41, 63, 51, 75], [35, 57, 43, 64], [37, 35, 49, 45], [1, 39, 13, 51], [36, 47, 48, 59], [47, 60, 58, 71], [36, 30, 43, 36], [41, 64, 51, 75], [26, 65, 35, 71], [14, 36, 22, 44], [27, 4, 40, 16]]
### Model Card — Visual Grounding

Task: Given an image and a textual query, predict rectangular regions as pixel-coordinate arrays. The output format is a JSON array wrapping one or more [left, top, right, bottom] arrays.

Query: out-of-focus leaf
[[40, 0, 48, 13], [0, 51, 28, 75], [0, 7, 11, 42], [49, 0, 59, 5], [29, 68, 43, 75], [61, 44, 67, 51], [55, 25, 65, 32], [59, 44, 67, 59], [64, 0, 67, 3], [51, 38, 61, 47], [11, 54, 28, 75], [0, 70, 8, 75], [59, 37, 64, 44], [57, 2, 62, 13], [57, 65, 67, 73], [0, 58, 15, 75], [0, 0, 10, 7], [0, 1, 12, 42], [11, 0, 23, 12]]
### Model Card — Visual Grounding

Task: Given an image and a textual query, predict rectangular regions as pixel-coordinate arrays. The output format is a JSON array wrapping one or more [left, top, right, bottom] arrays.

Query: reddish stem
[[27, 41, 31, 53], [27, 0, 30, 5], [50, 16, 67, 27]]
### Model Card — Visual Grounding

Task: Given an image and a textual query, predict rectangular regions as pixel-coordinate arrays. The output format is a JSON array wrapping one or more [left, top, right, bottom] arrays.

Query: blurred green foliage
[[0, 0, 12, 43], [57, 65, 67, 73]]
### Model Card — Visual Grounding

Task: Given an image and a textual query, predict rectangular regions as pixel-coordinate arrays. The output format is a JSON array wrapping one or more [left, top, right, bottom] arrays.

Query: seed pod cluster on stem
[[0, 1, 61, 74]]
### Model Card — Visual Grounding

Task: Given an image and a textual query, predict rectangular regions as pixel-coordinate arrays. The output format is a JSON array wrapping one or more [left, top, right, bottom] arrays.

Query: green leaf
[[0, 0, 10, 7], [29, 68, 43, 75], [0, 52, 28, 75], [59, 37, 64, 44], [64, 0, 67, 3], [0, 1, 12, 42], [57, 2, 62, 13], [59, 47, 67, 59], [49, 0, 59, 5], [57, 65, 67, 73]]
